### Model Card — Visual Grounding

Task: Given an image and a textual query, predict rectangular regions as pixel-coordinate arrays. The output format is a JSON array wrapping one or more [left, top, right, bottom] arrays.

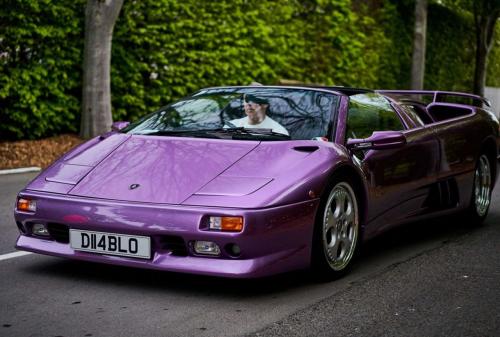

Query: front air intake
[[47, 223, 70, 243], [159, 235, 188, 256]]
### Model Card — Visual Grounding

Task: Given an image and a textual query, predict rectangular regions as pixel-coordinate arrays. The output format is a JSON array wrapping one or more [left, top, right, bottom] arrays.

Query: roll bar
[[376, 90, 491, 108]]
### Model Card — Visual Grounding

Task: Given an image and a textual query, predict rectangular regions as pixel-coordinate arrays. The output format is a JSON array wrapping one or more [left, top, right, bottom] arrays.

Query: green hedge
[[380, 0, 484, 92], [0, 0, 84, 140], [487, 25, 500, 87], [110, 0, 392, 122], [1, 0, 499, 140]]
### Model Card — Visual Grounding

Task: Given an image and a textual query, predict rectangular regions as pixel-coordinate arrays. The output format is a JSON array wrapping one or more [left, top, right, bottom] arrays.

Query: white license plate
[[70, 229, 151, 259]]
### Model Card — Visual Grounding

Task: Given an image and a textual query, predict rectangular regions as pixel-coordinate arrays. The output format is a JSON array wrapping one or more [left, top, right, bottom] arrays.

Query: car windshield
[[123, 87, 338, 141]]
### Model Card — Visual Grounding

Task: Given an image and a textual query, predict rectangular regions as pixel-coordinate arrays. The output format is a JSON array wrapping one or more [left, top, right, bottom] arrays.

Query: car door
[[424, 104, 483, 209], [345, 93, 440, 236], [426, 104, 478, 179]]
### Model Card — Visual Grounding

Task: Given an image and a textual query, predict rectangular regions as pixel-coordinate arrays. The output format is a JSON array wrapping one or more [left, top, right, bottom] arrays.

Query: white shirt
[[230, 116, 289, 135]]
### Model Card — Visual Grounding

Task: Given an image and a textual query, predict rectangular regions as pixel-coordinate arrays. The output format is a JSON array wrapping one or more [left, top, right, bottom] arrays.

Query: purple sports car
[[14, 86, 500, 278]]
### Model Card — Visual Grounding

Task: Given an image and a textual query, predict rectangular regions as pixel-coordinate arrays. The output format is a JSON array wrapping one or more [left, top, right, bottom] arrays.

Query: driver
[[230, 94, 289, 135]]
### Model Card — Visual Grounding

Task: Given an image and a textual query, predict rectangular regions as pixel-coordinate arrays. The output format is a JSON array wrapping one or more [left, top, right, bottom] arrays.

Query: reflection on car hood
[[68, 135, 259, 204], [26, 133, 345, 208]]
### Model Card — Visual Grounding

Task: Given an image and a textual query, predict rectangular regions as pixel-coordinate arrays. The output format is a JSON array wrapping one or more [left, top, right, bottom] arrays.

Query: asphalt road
[[1, 172, 499, 337]]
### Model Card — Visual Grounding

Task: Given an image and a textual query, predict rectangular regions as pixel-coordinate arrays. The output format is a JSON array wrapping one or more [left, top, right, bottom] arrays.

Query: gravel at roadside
[[0, 134, 83, 170]]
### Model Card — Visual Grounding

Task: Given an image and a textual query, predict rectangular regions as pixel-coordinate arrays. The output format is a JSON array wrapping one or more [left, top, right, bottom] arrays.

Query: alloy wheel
[[322, 182, 359, 271], [474, 154, 491, 217]]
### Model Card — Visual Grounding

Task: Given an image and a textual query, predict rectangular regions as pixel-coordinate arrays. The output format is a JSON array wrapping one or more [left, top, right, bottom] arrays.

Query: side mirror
[[111, 121, 130, 132], [347, 131, 406, 150]]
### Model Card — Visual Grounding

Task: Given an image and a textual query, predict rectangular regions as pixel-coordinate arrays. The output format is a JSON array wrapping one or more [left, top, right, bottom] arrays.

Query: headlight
[[194, 241, 221, 256]]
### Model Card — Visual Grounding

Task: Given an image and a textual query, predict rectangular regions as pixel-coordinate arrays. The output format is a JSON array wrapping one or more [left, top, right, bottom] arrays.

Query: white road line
[[0, 167, 41, 175], [0, 251, 32, 261]]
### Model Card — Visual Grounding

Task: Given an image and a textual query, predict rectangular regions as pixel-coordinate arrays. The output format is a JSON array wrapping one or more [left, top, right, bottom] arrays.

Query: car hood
[[66, 135, 260, 204], [26, 133, 347, 208]]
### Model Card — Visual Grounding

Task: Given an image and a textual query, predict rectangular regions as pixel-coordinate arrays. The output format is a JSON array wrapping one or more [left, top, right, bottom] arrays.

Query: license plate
[[70, 229, 151, 259]]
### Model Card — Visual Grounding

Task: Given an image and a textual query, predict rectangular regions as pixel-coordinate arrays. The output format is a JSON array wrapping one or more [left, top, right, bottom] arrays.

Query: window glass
[[123, 88, 338, 141], [346, 93, 404, 139], [400, 104, 425, 127]]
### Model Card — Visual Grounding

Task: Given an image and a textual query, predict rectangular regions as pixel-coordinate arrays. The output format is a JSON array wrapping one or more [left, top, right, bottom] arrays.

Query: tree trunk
[[80, 0, 124, 138], [472, 2, 499, 97], [410, 0, 428, 90], [473, 23, 489, 96]]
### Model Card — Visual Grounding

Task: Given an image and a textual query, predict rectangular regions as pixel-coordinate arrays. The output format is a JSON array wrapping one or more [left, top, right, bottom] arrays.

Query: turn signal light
[[17, 198, 36, 212], [209, 216, 243, 232]]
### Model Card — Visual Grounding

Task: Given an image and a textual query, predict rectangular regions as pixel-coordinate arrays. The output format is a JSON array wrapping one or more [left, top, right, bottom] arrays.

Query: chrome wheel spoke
[[325, 207, 336, 231], [345, 205, 354, 227], [474, 155, 491, 217], [337, 191, 347, 212], [341, 232, 352, 250], [330, 232, 340, 256]]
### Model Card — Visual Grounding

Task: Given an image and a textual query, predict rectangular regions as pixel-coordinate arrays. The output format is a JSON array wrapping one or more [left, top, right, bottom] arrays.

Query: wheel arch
[[321, 163, 368, 229], [310, 162, 368, 277]]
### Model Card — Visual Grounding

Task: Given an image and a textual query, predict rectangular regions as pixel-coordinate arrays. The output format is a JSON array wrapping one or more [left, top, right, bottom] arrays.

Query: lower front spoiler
[[16, 235, 309, 278]]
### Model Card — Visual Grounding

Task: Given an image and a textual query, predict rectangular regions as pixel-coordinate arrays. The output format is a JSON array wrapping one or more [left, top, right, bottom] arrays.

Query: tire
[[465, 153, 493, 224], [312, 177, 361, 280]]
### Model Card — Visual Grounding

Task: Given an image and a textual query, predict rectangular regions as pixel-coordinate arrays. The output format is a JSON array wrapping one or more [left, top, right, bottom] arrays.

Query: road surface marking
[[0, 251, 32, 261]]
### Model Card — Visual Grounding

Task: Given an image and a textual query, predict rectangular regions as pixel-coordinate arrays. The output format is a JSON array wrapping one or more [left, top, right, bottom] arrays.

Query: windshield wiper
[[135, 127, 290, 140], [240, 128, 290, 139], [135, 129, 220, 138], [219, 127, 291, 140]]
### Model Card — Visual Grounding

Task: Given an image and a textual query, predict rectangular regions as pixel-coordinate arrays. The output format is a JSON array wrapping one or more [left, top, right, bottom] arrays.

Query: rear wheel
[[312, 178, 360, 279], [466, 154, 492, 223]]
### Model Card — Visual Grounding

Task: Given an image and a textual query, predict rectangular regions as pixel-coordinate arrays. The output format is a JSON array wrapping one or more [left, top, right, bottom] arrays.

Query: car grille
[[47, 223, 70, 243], [159, 235, 188, 256]]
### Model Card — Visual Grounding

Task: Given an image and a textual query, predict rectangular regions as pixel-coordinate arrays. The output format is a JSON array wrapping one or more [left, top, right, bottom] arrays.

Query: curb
[[0, 167, 41, 175]]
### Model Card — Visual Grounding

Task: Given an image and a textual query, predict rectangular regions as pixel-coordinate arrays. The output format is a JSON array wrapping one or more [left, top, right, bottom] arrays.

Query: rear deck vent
[[159, 235, 188, 256], [47, 223, 70, 243]]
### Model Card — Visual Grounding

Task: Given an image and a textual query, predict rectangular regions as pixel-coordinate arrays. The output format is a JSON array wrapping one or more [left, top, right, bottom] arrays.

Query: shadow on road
[[362, 212, 485, 256], [20, 211, 494, 298]]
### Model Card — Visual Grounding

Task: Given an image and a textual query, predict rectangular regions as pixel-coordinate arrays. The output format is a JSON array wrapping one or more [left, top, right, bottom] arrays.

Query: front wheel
[[312, 179, 360, 279]]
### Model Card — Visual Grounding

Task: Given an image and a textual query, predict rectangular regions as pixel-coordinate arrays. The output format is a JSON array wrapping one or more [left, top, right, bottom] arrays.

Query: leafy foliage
[[486, 25, 500, 87], [0, 0, 85, 139], [425, 3, 476, 91], [1, 0, 499, 140]]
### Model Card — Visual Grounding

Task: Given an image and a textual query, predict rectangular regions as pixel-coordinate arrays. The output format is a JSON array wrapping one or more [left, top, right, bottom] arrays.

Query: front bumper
[[14, 190, 319, 278]]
